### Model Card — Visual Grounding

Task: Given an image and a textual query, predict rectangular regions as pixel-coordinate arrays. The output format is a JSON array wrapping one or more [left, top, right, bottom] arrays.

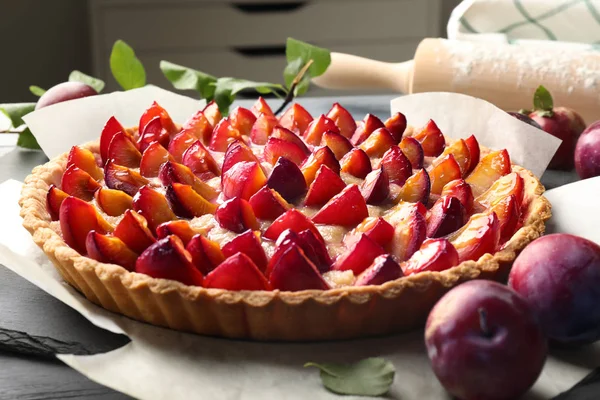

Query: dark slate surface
[[0, 267, 130, 357], [0, 352, 130, 400], [0, 94, 578, 399]]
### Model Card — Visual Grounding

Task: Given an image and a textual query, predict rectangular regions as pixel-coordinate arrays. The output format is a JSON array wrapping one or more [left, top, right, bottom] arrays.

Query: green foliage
[[3, 37, 331, 150], [110, 40, 146, 90], [159, 61, 216, 99], [0, 103, 40, 150], [16, 128, 41, 150], [69, 70, 105, 93], [305, 358, 395, 396], [29, 86, 46, 97], [284, 38, 331, 95], [0, 103, 36, 128], [213, 78, 285, 114], [533, 85, 554, 117], [162, 37, 330, 113], [283, 58, 310, 96]]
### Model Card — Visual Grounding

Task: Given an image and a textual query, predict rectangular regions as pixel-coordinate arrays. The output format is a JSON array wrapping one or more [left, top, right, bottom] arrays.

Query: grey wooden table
[[0, 95, 578, 399]]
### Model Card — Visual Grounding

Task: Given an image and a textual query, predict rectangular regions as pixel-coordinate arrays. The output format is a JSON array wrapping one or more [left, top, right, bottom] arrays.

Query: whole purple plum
[[509, 233, 600, 344], [425, 280, 547, 400], [35, 82, 97, 110], [575, 122, 600, 179], [529, 107, 586, 170]]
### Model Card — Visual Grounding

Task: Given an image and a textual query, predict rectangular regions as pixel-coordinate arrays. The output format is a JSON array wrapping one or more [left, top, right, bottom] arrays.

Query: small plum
[[530, 107, 585, 170], [509, 233, 600, 344], [36, 82, 97, 110], [575, 122, 600, 179], [527, 86, 586, 170], [425, 280, 547, 400]]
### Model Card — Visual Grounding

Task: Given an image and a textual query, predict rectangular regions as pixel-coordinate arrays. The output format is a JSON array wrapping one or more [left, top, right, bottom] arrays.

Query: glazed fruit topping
[[215, 198, 259, 233], [50, 99, 523, 291], [352, 114, 385, 145], [402, 238, 459, 275], [204, 252, 269, 291], [156, 220, 196, 245], [413, 119, 445, 157], [355, 254, 403, 286], [86, 231, 138, 271]]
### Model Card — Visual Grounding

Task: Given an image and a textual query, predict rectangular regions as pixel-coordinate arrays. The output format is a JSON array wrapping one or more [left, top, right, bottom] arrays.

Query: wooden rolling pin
[[312, 38, 600, 124]]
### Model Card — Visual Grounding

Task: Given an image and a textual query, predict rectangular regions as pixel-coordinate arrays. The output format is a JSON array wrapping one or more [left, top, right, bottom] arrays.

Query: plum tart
[[20, 100, 550, 340]]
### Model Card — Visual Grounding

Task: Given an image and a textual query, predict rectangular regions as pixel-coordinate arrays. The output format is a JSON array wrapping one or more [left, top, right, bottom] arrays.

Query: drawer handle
[[233, 45, 286, 57], [231, 2, 307, 13]]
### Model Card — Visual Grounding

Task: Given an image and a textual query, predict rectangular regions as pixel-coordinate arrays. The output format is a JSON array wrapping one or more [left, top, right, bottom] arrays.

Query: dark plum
[[266, 157, 307, 202], [518, 86, 586, 170], [575, 122, 600, 179], [509, 233, 600, 344], [426, 280, 547, 400], [530, 107, 585, 170], [36, 82, 97, 110]]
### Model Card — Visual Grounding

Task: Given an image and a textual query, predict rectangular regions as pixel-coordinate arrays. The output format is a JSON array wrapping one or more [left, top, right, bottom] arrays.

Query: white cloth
[[448, 0, 600, 50]]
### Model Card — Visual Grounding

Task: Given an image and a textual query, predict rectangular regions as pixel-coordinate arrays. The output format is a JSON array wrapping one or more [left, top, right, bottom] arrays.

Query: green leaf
[[160, 60, 217, 99], [0, 108, 11, 131], [212, 77, 287, 114], [16, 127, 41, 150], [29, 86, 46, 97], [110, 40, 146, 90], [0, 103, 36, 128], [292, 75, 310, 96], [69, 70, 105, 93], [213, 80, 235, 116], [533, 85, 554, 115], [221, 78, 285, 97], [286, 38, 331, 80], [283, 39, 330, 96], [305, 358, 395, 396], [283, 58, 304, 91]]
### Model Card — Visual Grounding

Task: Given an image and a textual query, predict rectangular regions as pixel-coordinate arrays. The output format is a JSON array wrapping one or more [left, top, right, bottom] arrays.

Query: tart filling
[[19, 99, 551, 340], [38, 100, 539, 290]]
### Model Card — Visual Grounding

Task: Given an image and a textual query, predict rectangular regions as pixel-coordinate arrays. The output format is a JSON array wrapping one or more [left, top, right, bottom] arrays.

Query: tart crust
[[19, 141, 550, 341]]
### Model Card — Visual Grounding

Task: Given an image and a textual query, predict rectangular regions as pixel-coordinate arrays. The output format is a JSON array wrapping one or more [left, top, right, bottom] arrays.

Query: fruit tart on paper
[[19, 99, 550, 341]]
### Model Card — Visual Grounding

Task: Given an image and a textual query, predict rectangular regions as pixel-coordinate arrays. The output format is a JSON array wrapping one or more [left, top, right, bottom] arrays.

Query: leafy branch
[[0, 103, 39, 149], [160, 38, 331, 115], [274, 59, 314, 115], [1, 37, 330, 150]]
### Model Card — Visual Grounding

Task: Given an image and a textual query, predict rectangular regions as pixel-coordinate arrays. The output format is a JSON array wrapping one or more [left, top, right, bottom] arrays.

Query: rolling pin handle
[[312, 52, 414, 93]]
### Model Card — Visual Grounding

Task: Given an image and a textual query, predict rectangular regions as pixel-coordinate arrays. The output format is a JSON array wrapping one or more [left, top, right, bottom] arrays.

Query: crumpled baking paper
[[544, 176, 600, 243], [1, 89, 591, 399], [23, 85, 205, 160], [391, 92, 561, 178]]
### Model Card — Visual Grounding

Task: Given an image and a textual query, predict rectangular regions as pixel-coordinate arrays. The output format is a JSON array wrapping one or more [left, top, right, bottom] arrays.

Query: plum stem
[[274, 59, 314, 116], [478, 308, 493, 338]]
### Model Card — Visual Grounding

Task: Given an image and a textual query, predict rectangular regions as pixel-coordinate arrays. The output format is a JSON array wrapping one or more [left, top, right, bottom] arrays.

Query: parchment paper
[[391, 92, 562, 178], [544, 176, 600, 243], [23, 85, 206, 159], [1, 90, 592, 399]]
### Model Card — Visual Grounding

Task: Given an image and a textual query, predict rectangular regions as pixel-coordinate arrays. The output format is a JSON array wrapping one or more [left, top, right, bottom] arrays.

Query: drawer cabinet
[[90, 0, 442, 94]]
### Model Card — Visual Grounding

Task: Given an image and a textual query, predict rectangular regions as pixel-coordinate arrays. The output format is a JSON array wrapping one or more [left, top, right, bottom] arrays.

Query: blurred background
[[1, 0, 461, 102]]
